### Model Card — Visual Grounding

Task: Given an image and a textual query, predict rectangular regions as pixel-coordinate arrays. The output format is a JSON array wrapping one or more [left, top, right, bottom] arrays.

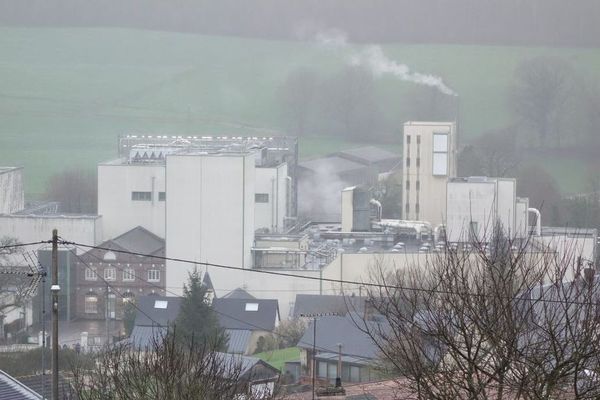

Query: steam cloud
[[314, 30, 457, 96]]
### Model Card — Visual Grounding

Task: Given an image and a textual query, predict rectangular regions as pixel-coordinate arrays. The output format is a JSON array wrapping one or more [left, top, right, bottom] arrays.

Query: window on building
[[158, 192, 166, 201], [131, 191, 152, 201], [85, 267, 97, 281], [103, 251, 116, 261], [406, 135, 411, 144], [85, 295, 98, 314], [154, 300, 168, 309], [415, 203, 420, 214], [406, 157, 410, 167], [245, 303, 259, 311], [416, 180, 420, 191], [432, 133, 449, 176], [104, 268, 116, 281], [405, 180, 410, 190], [416, 157, 420, 168], [147, 269, 160, 282], [255, 193, 269, 203], [416, 135, 421, 144], [405, 203, 410, 214], [123, 268, 135, 282]]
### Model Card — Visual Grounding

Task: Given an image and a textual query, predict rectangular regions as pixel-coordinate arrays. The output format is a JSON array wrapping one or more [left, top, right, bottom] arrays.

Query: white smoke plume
[[351, 46, 457, 96], [312, 30, 457, 96]]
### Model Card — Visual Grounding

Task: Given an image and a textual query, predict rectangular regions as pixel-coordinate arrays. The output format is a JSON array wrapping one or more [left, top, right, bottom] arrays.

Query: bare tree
[[360, 229, 600, 399], [44, 167, 97, 214], [0, 236, 31, 342], [516, 165, 563, 225], [69, 331, 276, 399], [510, 56, 575, 148]]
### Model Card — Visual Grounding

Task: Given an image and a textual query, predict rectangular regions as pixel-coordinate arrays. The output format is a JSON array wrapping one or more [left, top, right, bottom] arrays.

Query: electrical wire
[[61, 239, 600, 307], [68, 244, 373, 361]]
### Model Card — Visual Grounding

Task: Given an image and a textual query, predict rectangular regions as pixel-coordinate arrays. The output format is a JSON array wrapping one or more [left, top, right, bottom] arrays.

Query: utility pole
[[41, 265, 46, 400], [312, 316, 316, 400], [336, 343, 342, 387], [51, 229, 60, 400]]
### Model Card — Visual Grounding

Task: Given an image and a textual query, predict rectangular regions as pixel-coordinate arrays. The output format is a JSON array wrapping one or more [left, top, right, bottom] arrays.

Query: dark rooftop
[[213, 297, 279, 331], [134, 295, 182, 327], [298, 156, 367, 175], [293, 294, 366, 318], [0, 370, 42, 400], [111, 225, 165, 255], [336, 146, 400, 164]]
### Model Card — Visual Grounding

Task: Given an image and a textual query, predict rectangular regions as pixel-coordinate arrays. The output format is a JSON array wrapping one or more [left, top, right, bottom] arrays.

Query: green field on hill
[[1, 27, 599, 194]]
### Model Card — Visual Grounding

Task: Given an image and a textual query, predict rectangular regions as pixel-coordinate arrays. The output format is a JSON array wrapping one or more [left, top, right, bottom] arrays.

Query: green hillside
[[1, 27, 599, 194]]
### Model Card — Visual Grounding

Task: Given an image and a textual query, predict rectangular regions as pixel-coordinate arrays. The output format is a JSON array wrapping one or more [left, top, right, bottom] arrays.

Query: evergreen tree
[[174, 270, 227, 351]]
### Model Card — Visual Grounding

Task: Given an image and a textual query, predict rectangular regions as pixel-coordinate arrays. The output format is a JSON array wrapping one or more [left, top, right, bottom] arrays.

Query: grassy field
[[1, 27, 599, 194], [254, 347, 300, 371]]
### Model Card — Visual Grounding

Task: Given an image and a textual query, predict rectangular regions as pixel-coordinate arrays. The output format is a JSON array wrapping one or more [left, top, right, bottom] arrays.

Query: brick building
[[74, 226, 165, 320]]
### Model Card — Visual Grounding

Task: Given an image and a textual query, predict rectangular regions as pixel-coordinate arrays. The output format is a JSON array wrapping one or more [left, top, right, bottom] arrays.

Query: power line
[[68, 244, 373, 361], [0, 240, 52, 251], [61, 239, 600, 307]]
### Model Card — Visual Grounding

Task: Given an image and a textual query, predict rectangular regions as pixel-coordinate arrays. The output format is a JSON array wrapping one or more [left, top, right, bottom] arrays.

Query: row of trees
[[278, 65, 456, 141]]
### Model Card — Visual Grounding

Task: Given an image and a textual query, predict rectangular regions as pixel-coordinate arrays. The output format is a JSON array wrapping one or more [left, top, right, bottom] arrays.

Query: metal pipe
[[528, 208, 541, 236]]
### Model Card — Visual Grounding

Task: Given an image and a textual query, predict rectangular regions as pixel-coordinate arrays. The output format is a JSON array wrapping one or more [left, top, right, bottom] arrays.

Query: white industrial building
[[402, 121, 457, 226], [97, 136, 296, 240], [165, 151, 256, 294], [446, 177, 529, 243], [0, 167, 24, 215], [98, 161, 166, 239]]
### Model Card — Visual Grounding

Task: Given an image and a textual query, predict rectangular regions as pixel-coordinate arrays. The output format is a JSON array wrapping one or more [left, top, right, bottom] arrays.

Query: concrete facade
[[165, 153, 255, 295], [0, 167, 24, 214], [98, 161, 166, 239], [0, 214, 102, 251], [402, 121, 457, 226], [446, 177, 517, 243], [254, 163, 288, 233]]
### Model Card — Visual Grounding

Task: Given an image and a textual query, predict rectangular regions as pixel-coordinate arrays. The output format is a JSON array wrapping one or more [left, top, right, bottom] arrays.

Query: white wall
[[0, 167, 24, 214], [402, 122, 457, 226], [446, 178, 517, 243], [98, 162, 165, 239], [255, 164, 288, 233], [515, 198, 529, 239], [165, 153, 255, 295], [0, 214, 102, 251]]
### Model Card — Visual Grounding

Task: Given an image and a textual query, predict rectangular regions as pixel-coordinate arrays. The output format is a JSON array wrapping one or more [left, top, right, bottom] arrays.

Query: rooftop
[[298, 156, 367, 175], [213, 296, 279, 331], [0, 167, 23, 175], [336, 146, 400, 164], [0, 370, 42, 400], [111, 226, 165, 255]]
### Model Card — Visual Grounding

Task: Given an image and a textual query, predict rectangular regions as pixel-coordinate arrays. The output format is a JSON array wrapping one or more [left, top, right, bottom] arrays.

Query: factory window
[[147, 269, 161, 282], [158, 192, 166, 201], [132, 191, 152, 201], [416, 180, 420, 191], [405, 203, 410, 214], [405, 180, 410, 190], [85, 295, 98, 314], [432, 133, 449, 176], [406, 157, 410, 167], [406, 135, 411, 144], [416, 157, 421, 168], [255, 193, 269, 203], [123, 268, 135, 282], [104, 268, 116, 281], [85, 267, 97, 281], [416, 135, 421, 144], [415, 203, 420, 214]]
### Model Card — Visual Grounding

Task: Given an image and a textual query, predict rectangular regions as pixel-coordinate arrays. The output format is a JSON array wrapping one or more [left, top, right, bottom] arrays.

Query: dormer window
[[103, 251, 116, 261]]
